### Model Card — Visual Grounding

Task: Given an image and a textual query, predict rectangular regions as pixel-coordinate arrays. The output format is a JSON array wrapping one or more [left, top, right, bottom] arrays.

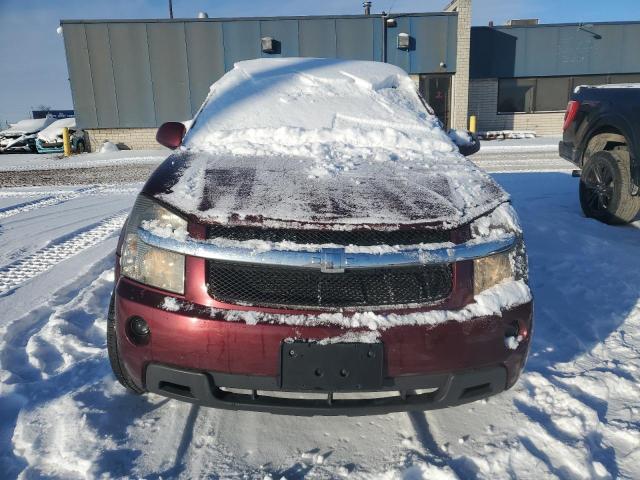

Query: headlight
[[472, 203, 528, 295], [474, 251, 514, 295], [120, 195, 187, 294]]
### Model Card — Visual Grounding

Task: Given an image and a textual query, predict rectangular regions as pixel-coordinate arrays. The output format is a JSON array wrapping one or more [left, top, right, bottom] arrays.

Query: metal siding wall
[[147, 23, 191, 123], [410, 16, 447, 73], [223, 21, 261, 70], [472, 23, 640, 78], [108, 23, 156, 127], [372, 17, 383, 62], [63, 24, 97, 128], [386, 17, 410, 72], [65, 14, 460, 128], [445, 15, 458, 72], [260, 20, 299, 57], [185, 22, 225, 116], [335, 18, 374, 60], [299, 19, 337, 58], [84, 24, 118, 127]]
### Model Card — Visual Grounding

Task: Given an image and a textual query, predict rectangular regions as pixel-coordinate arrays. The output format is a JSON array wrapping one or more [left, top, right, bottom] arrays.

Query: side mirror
[[156, 122, 186, 149], [449, 129, 481, 156]]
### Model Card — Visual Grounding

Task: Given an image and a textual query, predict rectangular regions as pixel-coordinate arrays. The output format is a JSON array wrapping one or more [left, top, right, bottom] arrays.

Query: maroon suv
[[108, 58, 532, 415]]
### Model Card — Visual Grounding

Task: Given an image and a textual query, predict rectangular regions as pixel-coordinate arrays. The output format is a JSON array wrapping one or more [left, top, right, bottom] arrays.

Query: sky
[[1, 0, 640, 126]]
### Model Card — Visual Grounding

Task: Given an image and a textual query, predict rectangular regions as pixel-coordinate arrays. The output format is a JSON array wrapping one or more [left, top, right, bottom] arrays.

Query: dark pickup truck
[[559, 84, 640, 224]]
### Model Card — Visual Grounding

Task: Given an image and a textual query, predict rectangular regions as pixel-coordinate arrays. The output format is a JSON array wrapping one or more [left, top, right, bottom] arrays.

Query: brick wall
[[445, 0, 471, 131], [85, 128, 162, 152], [468, 78, 564, 136]]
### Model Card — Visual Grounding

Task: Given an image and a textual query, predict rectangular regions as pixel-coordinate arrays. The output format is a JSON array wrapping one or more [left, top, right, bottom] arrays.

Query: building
[[469, 21, 640, 135], [60, 0, 640, 151]]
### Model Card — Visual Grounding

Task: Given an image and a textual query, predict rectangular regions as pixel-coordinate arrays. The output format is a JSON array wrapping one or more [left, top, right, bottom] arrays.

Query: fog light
[[128, 316, 150, 345]]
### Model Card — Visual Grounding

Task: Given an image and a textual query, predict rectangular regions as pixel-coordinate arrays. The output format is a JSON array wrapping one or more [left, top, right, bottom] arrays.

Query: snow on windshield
[[161, 58, 506, 228], [184, 57, 455, 156]]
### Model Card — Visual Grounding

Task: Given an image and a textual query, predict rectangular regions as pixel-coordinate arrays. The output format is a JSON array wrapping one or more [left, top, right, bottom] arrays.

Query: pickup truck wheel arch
[[583, 131, 628, 164]]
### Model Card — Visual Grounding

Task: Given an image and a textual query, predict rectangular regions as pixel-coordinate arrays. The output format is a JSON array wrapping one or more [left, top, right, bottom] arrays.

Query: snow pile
[[36, 117, 76, 143], [100, 141, 119, 153], [478, 131, 536, 140]]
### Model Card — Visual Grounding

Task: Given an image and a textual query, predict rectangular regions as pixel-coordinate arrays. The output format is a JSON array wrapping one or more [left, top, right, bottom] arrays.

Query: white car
[[0, 117, 56, 153], [35, 117, 85, 154]]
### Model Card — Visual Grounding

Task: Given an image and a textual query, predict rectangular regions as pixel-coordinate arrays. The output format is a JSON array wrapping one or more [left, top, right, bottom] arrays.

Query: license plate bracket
[[281, 342, 384, 391]]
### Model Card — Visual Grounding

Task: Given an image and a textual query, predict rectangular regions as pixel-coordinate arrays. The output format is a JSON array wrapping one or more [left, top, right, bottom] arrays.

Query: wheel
[[579, 150, 640, 224], [75, 140, 85, 154], [107, 292, 145, 394]]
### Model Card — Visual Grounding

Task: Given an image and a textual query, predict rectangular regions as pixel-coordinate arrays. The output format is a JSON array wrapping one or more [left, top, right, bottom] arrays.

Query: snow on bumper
[[114, 277, 533, 403]]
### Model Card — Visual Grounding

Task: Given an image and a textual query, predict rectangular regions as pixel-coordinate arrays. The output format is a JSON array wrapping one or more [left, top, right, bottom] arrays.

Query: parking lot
[[1, 145, 638, 479]]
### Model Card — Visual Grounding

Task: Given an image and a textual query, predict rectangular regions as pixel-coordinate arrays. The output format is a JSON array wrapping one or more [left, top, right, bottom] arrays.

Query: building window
[[535, 77, 571, 112], [497, 78, 535, 113], [497, 73, 640, 114]]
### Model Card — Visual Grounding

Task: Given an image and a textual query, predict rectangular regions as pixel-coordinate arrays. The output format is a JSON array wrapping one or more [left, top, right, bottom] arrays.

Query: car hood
[[143, 150, 507, 230]]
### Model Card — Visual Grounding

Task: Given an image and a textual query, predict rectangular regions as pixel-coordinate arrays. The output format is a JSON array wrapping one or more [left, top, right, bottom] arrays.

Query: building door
[[419, 75, 452, 129]]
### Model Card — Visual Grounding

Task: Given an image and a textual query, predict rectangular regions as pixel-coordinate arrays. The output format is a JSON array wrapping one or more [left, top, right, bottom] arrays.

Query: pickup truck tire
[[107, 292, 145, 394], [579, 149, 640, 224]]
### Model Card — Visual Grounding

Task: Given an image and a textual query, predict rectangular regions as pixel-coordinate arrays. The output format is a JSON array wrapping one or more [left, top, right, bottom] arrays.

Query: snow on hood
[[155, 58, 507, 228], [1, 117, 55, 136], [36, 117, 76, 143], [151, 150, 506, 229]]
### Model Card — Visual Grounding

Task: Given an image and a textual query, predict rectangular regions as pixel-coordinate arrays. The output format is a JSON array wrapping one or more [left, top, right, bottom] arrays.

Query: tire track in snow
[[0, 187, 98, 220], [0, 211, 127, 294]]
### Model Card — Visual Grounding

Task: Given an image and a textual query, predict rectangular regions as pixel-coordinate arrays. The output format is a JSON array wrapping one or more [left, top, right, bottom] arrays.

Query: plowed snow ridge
[[0, 212, 127, 293], [0, 188, 97, 220]]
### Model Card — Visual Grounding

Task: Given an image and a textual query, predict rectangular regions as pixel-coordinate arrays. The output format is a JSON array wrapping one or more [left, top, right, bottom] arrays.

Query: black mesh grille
[[206, 262, 453, 309], [206, 225, 451, 246]]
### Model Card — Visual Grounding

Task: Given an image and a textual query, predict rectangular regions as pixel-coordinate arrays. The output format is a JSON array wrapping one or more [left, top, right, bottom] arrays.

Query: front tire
[[107, 292, 145, 394], [579, 150, 640, 224]]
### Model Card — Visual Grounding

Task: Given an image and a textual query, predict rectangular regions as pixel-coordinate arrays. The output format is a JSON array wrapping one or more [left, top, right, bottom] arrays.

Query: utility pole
[[169, 0, 174, 19]]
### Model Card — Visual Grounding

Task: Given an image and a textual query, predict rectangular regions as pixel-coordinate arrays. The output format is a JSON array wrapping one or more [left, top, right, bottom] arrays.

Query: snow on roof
[[36, 117, 76, 143], [588, 83, 640, 89], [2, 117, 54, 135], [574, 83, 640, 93]]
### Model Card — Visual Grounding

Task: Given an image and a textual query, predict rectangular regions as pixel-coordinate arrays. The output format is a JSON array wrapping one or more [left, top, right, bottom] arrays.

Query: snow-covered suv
[[108, 58, 532, 415]]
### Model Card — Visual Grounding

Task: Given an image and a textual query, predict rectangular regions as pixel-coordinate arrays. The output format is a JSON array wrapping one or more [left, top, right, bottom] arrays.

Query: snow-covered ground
[[0, 150, 166, 172], [1, 164, 638, 479]]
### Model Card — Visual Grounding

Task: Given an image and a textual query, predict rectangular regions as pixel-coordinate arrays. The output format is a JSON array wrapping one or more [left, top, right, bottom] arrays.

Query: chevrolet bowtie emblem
[[318, 247, 346, 273]]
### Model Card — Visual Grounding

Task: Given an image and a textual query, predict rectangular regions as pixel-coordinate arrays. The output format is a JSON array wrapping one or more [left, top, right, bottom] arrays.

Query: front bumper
[[114, 277, 533, 415], [145, 362, 508, 416]]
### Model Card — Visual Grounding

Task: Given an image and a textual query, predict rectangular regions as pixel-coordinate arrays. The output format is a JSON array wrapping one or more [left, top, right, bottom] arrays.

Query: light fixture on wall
[[578, 23, 602, 39], [397, 32, 410, 50], [261, 36, 276, 53]]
